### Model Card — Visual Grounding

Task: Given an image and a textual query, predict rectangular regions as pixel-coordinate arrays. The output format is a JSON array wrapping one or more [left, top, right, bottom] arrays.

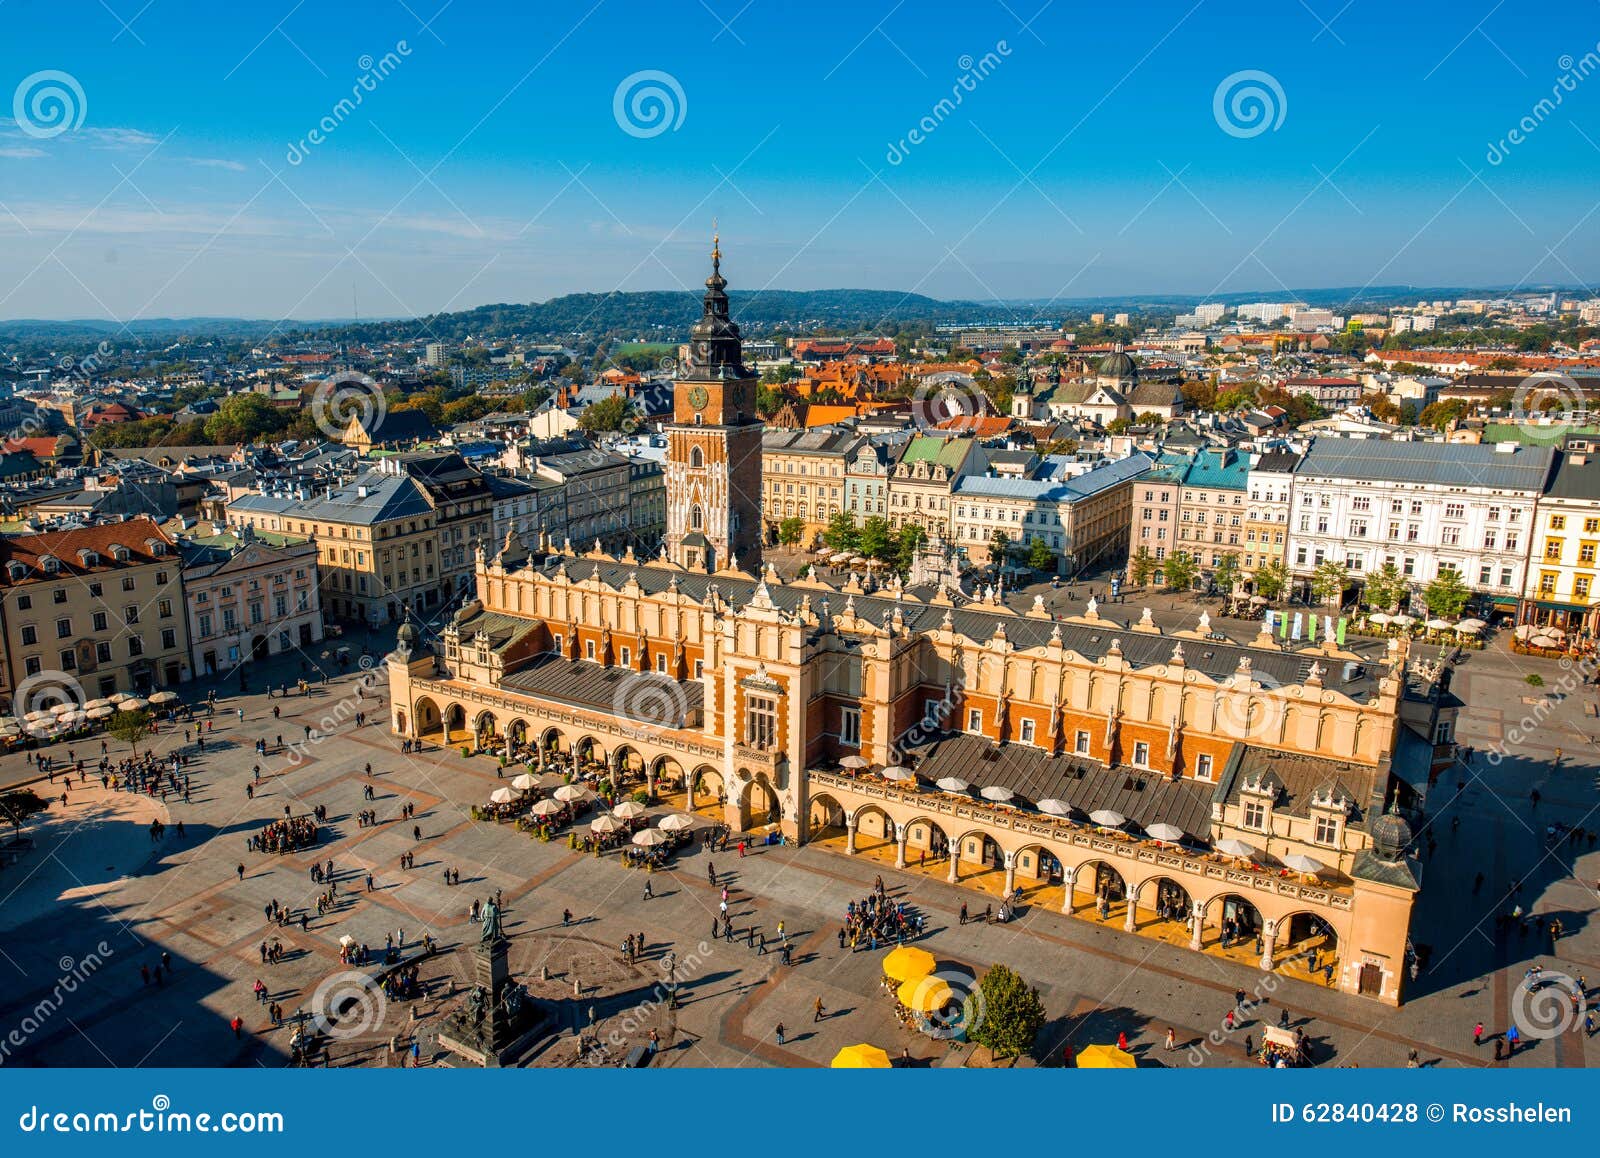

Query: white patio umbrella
[[510, 773, 539, 791], [1088, 809, 1126, 827], [86, 705, 115, 720], [120, 697, 149, 711], [632, 828, 669, 847], [612, 800, 647, 819], [107, 692, 132, 704], [23, 709, 53, 723], [879, 766, 914, 782], [1146, 823, 1186, 842], [935, 776, 970, 793], [1037, 799, 1071, 816], [0, 724, 21, 738], [1282, 852, 1325, 873], [553, 784, 588, 803], [979, 785, 1015, 803], [51, 701, 78, 716], [488, 787, 516, 805], [1366, 612, 1392, 625], [1530, 634, 1559, 649], [148, 690, 178, 705], [1547, 625, 1568, 638], [1424, 618, 1454, 631], [839, 755, 870, 770], [81, 699, 112, 711], [658, 813, 695, 832], [1390, 614, 1416, 627], [529, 799, 563, 817], [1216, 838, 1258, 858], [1457, 618, 1487, 632], [338, 934, 356, 948], [590, 815, 622, 834], [1514, 624, 1537, 640]]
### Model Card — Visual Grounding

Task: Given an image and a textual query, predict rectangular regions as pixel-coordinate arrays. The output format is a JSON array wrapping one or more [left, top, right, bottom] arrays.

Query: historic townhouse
[[180, 534, 322, 675], [385, 246, 1436, 1006], [1242, 449, 1299, 579], [1287, 440, 1551, 609], [885, 432, 985, 541], [1129, 450, 1191, 576], [1524, 448, 1600, 633], [760, 427, 863, 547], [1176, 446, 1250, 572]]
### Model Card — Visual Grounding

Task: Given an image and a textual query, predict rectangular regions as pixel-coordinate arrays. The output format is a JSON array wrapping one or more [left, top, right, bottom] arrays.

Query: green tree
[[204, 393, 289, 444], [0, 788, 48, 835], [777, 517, 804, 547], [1026, 535, 1056, 572], [1423, 568, 1472, 618], [577, 394, 635, 434], [1310, 561, 1349, 606], [1162, 550, 1197, 592], [968, 964, 1046, 1060], [858, 516, 894, 563], [107, 709, 153, 756], [989, 528, 1012, 565], [1252, 559, 1289, 602], [1211, 552, 1241, 595], [822, 510, 858, 553], [1362, 563, 1408, 612], [1128, 547, 1155, 587], [894, 523, 926, 572]]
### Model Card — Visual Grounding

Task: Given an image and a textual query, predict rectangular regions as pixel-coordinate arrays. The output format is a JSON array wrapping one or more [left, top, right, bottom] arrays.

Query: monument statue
[[479, 897, 503, 944]]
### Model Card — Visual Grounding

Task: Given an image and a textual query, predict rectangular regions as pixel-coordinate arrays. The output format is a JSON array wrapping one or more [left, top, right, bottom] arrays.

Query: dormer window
[[39, 556, 59, 574], [7, 562, 26, 581], [78, 549, 98, 567], [109, 544, 130, 562]]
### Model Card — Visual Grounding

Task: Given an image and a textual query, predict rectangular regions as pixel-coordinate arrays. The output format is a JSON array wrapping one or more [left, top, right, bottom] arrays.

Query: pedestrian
[[1164, 1026, 1175, 1051], [814, 997, 825, 1023], [1243, 1033, 1253, 1056], [1117, 1030, 1129, 1051], [1493, 1037, 1505, 1062], [775, 1022, 786, 1046], [1473, 1021, 1484, 1046], [959, 902, 968, 926], [643, 880, 653, 901], [1278, 1007, 1290, 1029], [236, 863, 245, 882], [1506, 1024, 1520, 1055], [230, 1015, 242, 1039], [562, 908, 572, 927]]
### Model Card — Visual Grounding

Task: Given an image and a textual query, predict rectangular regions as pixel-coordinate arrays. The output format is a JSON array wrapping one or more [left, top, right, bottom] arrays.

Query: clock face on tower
[[688, 385, 710, 413]]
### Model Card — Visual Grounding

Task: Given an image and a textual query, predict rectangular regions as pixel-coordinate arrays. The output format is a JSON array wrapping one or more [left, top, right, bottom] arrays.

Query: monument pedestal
[[436, 936, 543, 1067]]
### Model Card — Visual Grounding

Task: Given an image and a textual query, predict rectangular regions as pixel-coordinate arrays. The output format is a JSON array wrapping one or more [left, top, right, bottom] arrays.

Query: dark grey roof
[[520, 556, 1386, 698], [1253, 449, 1300, 473], [1218, 743, 1376, 831], [900, 730, 1214, 837], [1543, 449, 1600, 501], [1296, 439, 1554, 491], [501, 652, 703, 719]]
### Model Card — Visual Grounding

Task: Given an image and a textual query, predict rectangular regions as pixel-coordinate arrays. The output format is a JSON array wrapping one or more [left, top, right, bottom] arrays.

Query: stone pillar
[[1123, 882, 1139, 932], [1189, 902, 1205, 952], [1259, 918, 1278, 971], [1003, 851, 1017, 897], [1061, 866, 1077, 913], [947, 848, 960, 884], [845, 815, 857, 855], [895, 824, 908, 870]]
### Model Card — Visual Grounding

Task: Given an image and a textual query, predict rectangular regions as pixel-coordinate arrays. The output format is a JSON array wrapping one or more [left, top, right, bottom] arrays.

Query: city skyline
[[1, 1, 1597, 320]]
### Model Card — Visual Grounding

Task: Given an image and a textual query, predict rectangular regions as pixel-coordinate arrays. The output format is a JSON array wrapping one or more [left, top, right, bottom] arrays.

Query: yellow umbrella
[[830, 1043, 893, 1069], [897, 975, 954, 1014], [1076, 1043, 1137, 1069], [881, 945, 936, 983]]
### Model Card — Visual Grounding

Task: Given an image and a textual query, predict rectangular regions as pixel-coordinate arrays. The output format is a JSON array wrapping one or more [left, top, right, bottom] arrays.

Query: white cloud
[[183, 157, 247, 172], [0, 146, 46, 159]]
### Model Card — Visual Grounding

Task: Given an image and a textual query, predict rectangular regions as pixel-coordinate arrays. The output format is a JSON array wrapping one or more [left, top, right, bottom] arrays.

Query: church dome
[[1096, 345, 1138, 383], [396, 619, 419, 650], [1369, 810, 1413, 861]]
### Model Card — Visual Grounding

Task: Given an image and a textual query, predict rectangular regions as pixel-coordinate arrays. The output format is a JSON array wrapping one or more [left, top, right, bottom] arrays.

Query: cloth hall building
[[385, 247, 1443, 1006]]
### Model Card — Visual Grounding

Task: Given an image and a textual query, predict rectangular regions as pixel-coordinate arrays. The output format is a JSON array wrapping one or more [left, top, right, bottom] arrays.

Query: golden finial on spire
[[712, 218, 720, 263]]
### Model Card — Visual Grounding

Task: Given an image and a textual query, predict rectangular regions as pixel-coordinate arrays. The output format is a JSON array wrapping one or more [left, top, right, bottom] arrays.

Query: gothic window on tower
[[690, 446, 703, 468], [691, 505, 704, 531], [746, 694, 777, 750]]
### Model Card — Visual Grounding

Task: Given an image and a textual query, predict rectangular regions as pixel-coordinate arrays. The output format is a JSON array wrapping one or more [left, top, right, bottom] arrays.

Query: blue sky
[[1, 0, 1598, 320]]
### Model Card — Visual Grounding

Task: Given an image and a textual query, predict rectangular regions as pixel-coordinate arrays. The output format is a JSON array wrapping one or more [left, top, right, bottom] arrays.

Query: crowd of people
[[841, 876, 924, 951], [252, 816, 317, 853]]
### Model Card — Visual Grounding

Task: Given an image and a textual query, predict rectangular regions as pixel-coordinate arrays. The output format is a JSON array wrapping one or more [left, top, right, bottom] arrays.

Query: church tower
[[664, 235, 764, 573]]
